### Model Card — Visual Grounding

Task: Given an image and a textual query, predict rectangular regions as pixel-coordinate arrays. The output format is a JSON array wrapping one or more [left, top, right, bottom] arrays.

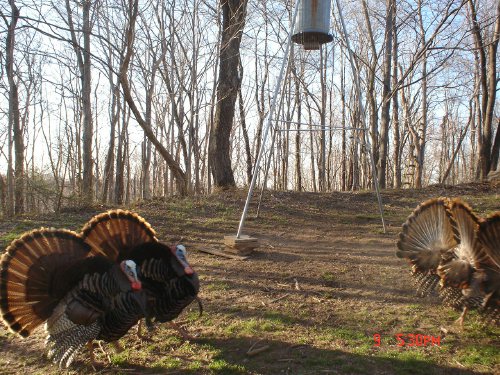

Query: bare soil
[[0, 183, 499, 375]]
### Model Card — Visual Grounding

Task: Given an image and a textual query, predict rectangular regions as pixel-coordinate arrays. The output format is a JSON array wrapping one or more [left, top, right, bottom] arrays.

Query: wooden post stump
[[224, 235, 259, 256]]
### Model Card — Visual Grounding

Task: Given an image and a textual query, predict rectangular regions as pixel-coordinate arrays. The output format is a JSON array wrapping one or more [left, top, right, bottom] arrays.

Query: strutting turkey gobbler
[[397, 198, 500, 326], [396, 197, 459, 297], [81, 211, 201, 337], [436, 199, 485, 325], [0, 210, 200, 368]]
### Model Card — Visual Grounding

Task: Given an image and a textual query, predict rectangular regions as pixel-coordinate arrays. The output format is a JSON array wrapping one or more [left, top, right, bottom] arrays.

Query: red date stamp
[[373, 333, 441, 347]]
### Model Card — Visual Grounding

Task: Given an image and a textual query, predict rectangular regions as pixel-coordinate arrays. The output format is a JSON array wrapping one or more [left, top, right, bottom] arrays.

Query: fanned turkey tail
[[0, 229, 92, 337], [476, 213, 500, 324], [81, 209, 158, 261], [396, 198, 459, 296], [437, 199, 481, 308]]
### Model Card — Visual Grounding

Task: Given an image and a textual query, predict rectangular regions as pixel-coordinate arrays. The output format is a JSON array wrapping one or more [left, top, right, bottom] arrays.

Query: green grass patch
[[206, 281, 231, 291], [151, 356, 182, 369], [457, 344, 499, 367], [263, 311, 297, 326], [208, 359, 247, 374], [187, 360, 203, 370], [321, 272, 336, 282], [223, 317, 283, 336], [316, 327, 367, 347], [110, 351, 129, 366]]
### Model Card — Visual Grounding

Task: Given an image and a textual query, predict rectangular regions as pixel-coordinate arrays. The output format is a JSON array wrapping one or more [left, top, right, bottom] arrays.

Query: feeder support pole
[[236, 0, 301, 238]]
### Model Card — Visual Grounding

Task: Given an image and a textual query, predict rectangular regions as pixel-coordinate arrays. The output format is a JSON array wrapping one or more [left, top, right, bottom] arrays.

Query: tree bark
[[491, 119, 500, 171], [208, 0, 248, 189], [66, 0, 94, 204], [415, 0, 428, 188], [6, 0, 23, 215], [237, 59, 252, 185], [391, 2, 401, 189], [378, 0, 394, 188], [468, 0, 500, 179]]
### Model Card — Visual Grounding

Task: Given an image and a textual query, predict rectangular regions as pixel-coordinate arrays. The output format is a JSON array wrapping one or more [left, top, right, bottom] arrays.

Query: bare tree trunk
[[293, 54, 302, 192], [441, 118, 470, 184], [362, 0, 379, 178], [5, 0, 23, 215], [319, 45, 327, 191], [468, 0, 500, 178], [209, 0, 248, 189], [238, 59, 252, 185], [378, 0, 394, 188], [115, 106, 129, 204], [491, 119, 500, 171], [415, 0, 428, 188], [340, 60, 347, 191], [66, 0, 94, 204], [102, 82, 119, 203], [391, 4, 401, 188]]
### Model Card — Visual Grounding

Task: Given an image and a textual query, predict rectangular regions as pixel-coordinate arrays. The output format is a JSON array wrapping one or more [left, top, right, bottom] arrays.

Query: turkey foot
[[454, 307, 468, 328], [87, 341, 109, 369], [87, 341, 97, 368], [136, 319, 155, 342], [169, 321, 198, 341]]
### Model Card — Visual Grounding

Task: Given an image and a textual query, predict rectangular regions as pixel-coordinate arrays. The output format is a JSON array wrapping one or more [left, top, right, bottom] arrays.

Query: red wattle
[[131, 281, 142, 290]]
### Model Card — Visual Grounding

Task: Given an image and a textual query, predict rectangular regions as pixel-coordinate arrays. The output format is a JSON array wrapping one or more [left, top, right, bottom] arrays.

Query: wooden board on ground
[[196, 247, 250, 260], [224, 235, 259, 256]]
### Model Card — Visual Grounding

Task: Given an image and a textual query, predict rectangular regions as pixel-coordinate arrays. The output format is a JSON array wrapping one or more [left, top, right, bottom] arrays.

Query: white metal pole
[[334, 0, 386, 232], [236, 0, 301, 238]]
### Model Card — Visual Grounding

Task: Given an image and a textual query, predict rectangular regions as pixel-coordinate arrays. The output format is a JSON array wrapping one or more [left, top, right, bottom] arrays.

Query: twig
[[97, 341, 111, 364], [247, 339, 264, 353], [195, 247, 249, 260], [294, 278, 301, 290], [270, 293, 291, 303], [246, 345, 270, 357]]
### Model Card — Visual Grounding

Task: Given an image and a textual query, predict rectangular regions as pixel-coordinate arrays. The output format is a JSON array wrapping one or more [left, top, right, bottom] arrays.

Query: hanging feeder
[[292, 0, 333, 50]]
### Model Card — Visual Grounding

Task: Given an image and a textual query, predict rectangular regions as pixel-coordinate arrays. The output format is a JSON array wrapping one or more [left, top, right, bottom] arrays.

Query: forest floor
[[0, 183, 499, 375]]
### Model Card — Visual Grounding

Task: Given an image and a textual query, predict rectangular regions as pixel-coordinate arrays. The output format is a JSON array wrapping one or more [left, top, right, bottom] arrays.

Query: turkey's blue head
[[173, 244, 193, 275], [170, 244, 199, 294], [120, 259, 142, 291]]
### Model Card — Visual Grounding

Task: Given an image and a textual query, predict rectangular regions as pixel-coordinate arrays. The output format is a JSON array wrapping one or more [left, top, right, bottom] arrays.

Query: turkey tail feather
[[0, 229, 91, 336], [397, 198, 458, 274], [476, 213, 500, 321], [449, 199, 479, 260], [438, 200, 480, 289], [477, 213, 500, 269], [81, 209, 157, 261]]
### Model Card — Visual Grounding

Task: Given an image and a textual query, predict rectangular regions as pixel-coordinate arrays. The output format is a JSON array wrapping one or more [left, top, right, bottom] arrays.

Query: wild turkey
[[0, 210, 200, 367], [80, 211, 201, 334], [436, 199, 484, 325], [396, 197, 459, 297], [397, 198, 499, 325], [0, 229, 147, 368]]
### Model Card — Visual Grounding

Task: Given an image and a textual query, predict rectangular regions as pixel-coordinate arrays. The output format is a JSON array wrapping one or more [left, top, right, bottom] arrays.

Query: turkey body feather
[[0, 210, 200, 368]]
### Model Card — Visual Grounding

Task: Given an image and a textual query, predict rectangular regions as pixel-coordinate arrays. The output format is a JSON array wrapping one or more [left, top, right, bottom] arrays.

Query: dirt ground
[[0, 183, 499, 374]]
